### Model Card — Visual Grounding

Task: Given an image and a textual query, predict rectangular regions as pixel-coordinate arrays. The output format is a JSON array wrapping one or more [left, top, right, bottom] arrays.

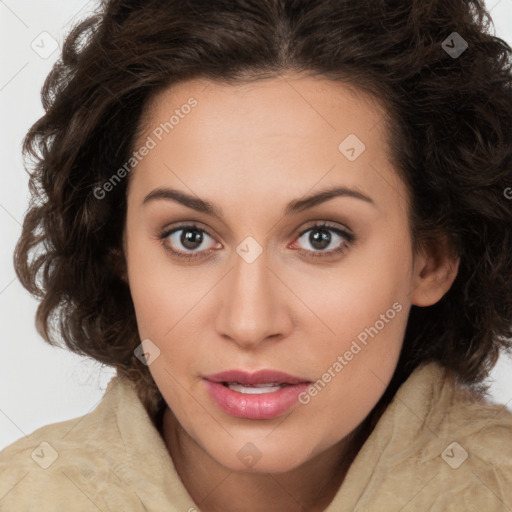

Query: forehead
[[141, 73, 386, 144], [129, 74, 407, 219]]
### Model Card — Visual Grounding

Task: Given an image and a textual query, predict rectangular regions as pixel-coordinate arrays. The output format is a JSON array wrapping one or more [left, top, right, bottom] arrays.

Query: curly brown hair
[[14, 0, 512, 423]]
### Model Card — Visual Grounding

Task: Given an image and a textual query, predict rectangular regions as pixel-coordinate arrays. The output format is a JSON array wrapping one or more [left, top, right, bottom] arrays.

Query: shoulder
[[423, 379, 512, 511], [0, 379, 149, 511], [393, 364, 512, 510], [350, 363, 512, 512], [434, 376, 512, 464]]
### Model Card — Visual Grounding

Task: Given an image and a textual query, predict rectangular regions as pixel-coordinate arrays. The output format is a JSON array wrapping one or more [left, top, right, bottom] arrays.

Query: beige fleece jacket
[[0, 362, 511, 511]]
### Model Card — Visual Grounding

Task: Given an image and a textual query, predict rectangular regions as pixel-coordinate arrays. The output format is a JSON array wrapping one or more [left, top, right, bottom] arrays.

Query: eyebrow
[[142, 185, 375, 219]]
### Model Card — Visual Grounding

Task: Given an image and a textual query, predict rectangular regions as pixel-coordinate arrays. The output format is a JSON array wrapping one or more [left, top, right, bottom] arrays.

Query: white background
[[1, 0, 511, 451]]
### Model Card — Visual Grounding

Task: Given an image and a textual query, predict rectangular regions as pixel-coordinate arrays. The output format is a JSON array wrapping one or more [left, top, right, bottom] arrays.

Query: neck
[[160, 409, 367, 512]]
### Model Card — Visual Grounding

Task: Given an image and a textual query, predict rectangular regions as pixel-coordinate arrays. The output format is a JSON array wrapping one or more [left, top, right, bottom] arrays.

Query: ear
[[411, 236, 459, 307]]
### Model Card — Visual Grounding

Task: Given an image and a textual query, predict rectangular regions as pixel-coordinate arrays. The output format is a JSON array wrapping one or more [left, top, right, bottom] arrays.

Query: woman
[[1, 0, 511, 510]]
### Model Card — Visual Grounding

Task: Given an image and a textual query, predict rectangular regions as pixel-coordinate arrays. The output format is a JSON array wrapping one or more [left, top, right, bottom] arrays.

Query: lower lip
[[204, 380, 309, 420]]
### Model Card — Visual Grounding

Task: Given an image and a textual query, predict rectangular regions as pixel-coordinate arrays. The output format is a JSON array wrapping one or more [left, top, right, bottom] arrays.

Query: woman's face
[[123, 73, 425, 473]]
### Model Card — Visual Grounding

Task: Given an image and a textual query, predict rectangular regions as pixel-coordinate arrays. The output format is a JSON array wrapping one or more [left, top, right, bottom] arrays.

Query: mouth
[[220, 382, 291, 394], [203, 369, 311, 420]]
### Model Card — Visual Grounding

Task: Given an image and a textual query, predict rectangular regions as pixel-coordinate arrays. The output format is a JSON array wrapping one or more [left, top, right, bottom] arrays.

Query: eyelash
[[158, 221, 355, 261]]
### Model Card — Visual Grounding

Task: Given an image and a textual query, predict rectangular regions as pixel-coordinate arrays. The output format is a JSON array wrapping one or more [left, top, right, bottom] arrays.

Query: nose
[[215, 249, 292, 350]]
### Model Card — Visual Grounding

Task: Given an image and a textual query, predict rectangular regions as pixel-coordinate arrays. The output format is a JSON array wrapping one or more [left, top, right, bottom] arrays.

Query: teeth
[[226, 382, 286, 394]]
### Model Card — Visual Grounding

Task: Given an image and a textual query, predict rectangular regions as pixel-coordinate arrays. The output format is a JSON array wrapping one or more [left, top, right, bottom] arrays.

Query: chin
[[206, 437, 318, 475]]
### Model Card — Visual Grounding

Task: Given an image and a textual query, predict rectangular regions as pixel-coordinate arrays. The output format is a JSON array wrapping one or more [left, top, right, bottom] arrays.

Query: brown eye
[[292, 222, 354, 258], [160, 223, 220, 260], [178, 228, 205, 250]]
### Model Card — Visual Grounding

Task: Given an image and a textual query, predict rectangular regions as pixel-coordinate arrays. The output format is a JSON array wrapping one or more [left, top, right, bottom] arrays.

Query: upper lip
[[204, 369, 311, 385]]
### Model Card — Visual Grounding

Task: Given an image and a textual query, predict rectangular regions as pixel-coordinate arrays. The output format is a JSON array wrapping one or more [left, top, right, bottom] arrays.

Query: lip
[[203, 369, 311, 420], [203, 369, 309, 385]]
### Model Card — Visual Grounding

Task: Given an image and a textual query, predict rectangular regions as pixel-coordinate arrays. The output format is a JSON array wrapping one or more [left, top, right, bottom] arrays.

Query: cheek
[[127, 258, 202, 414], [302, 232, 412, 351], [125, 232, 196, 336], [292, 231, 412, 432]]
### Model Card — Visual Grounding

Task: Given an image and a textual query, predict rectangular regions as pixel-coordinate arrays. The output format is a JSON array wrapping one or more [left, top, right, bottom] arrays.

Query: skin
[[122, 72, 459, 512]]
